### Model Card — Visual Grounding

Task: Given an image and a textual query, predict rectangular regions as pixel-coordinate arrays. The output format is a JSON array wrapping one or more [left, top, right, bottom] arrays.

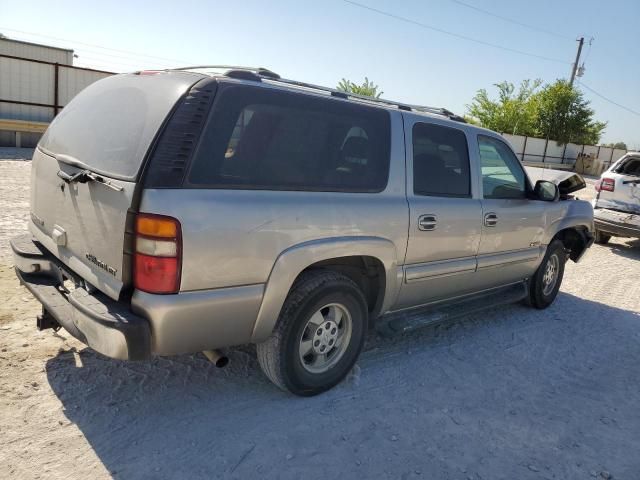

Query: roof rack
[[171, 65, 466, 123], [268, 76, 466, 122], [172, 65, 280, 79]]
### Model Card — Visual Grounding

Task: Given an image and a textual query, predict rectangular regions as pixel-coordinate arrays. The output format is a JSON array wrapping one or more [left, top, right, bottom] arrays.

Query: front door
[[475, 135, 545, 287], [394, 119, 483, 311]]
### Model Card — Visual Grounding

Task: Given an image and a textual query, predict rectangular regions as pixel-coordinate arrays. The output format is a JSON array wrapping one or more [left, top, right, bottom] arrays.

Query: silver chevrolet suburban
[[12, 67, 594, 396]]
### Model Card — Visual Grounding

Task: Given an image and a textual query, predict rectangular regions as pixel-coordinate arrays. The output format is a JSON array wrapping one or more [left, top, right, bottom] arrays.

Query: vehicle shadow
[[45, 292, 640, 479], [607, 238, 640, 260]]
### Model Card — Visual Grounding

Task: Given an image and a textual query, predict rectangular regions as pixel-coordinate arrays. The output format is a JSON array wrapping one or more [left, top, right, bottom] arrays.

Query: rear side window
[[412, 122, 470, 197], [614, 157, 640, 176], [188, 85, 391, 192]]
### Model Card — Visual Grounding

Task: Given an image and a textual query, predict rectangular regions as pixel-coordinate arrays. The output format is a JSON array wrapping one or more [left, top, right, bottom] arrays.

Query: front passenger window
[[478, 135, 527, 199]]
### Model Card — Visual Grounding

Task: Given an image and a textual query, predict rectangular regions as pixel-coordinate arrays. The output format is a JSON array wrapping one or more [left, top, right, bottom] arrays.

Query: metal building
[[0, 34, 113, 147]]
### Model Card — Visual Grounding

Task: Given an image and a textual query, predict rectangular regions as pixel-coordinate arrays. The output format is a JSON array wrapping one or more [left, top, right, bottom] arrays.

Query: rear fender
[[250, 236, 401, 343]]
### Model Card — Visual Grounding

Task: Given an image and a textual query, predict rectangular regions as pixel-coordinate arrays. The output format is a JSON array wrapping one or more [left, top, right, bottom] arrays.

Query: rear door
[[475, 135, 545, 286], [596, 155, 640, 214], [30, 72, 200, 299], [394, 118, 483, 310]]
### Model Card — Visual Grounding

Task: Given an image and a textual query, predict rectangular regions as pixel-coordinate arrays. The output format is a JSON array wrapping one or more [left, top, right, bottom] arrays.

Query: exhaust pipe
[[202, 349, 229, 368]]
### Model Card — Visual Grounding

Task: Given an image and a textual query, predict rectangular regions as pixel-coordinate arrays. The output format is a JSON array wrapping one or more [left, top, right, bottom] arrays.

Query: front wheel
[[527, 240, 566, 309], [257, 270, 368, 396]]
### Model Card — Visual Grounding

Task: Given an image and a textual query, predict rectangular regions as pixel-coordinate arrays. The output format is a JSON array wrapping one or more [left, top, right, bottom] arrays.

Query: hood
[[525, 166, 586, 196]]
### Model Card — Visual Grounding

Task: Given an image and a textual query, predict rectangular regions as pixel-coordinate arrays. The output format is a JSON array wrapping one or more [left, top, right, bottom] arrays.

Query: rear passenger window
[[412, 122, 471, 197], [188, 85, 391, 192]]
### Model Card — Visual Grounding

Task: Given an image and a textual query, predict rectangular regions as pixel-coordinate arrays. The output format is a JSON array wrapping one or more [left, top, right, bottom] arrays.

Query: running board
[[377, 282, 529, 337]]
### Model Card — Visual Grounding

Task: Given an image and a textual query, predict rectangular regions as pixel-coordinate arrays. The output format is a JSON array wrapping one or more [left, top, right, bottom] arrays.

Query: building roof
[[0, 35, 74, 53]]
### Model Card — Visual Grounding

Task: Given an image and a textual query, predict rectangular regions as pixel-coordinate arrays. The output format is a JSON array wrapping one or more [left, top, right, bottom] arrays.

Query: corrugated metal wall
[[58, 66, 110, 105], [0, 54, 112, 147], [0, 38, 73, 65]]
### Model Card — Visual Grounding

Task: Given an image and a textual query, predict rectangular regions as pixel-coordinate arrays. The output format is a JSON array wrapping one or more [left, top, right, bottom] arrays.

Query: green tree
[[337, 77, 383, 98], [466, 79, 541, 135], [535, 79, 606, 145], [602, 141, 627, 150], [466, 78, 607, 145]]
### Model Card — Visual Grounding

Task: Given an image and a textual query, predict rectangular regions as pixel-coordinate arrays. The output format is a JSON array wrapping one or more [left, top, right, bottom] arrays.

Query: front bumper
[[594, 209, 640, 238], [11, 234, 151, 360]]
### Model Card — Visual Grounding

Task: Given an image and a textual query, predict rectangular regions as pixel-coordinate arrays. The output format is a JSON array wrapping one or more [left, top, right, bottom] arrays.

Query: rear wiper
[[57, 169, 124, 192]]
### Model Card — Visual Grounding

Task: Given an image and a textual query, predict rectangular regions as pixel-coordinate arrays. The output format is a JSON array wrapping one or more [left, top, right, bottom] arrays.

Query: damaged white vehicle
[[592, 153, 640, 244]]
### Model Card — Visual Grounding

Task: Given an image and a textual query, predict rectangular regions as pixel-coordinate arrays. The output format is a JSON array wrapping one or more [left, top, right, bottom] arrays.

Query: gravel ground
[[1, 159, 639, 480]]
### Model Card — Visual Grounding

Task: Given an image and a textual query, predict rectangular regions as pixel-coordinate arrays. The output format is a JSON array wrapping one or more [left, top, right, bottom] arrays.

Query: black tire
[[527, 239, 566, 309], [594, 229, 611, 244], [256, 270, 368, 396]]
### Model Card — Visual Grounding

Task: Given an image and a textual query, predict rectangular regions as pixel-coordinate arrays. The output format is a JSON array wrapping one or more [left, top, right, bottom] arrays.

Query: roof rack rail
[[259, 75, 466, 123], [171, 65, 280, 79], [170, 65, 465, 122]]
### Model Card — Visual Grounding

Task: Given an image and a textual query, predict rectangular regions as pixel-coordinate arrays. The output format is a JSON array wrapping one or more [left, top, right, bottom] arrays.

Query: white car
[[593, 153, 640, 244]]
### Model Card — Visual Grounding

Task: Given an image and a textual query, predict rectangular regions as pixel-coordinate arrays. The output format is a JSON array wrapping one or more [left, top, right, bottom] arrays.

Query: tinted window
[[412, 122, 470, 197], [188, 85, 390, 192], [615, 157, 640, 176], [478, 135, 527, 199]]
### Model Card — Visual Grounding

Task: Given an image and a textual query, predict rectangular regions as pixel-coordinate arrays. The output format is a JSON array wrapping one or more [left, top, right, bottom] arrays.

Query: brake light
[[600, 178, 615, 192], [134, 213, 181, 294]]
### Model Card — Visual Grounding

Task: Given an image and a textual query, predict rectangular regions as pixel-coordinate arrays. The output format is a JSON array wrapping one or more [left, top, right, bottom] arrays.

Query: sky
[[1, 0, 639, 148]]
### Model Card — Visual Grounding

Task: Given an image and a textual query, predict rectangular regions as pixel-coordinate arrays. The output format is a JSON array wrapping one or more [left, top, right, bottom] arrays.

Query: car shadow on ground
[[45, 292, 640, 479], [607, 238, 640, 260]]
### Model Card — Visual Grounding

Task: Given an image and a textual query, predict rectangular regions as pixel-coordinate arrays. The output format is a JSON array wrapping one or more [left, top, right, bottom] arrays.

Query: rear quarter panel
[[138, 110, 408, 294]]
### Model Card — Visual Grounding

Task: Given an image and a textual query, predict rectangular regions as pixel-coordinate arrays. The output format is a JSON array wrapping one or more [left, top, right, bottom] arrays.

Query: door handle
[[418, 214, 437, 231], [484, 212, 498, 227]]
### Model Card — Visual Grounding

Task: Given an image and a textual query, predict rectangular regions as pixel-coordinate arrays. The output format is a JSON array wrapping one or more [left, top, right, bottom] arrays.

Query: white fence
[[502, 133, 627, 169], [0, 54, 113, 147]]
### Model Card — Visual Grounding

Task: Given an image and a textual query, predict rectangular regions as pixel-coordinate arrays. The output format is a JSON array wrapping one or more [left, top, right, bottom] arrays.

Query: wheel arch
[[550, 225, 593, 262], [250, 236, 401, 343]]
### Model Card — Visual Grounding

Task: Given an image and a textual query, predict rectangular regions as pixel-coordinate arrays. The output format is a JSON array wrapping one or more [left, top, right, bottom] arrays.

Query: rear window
[[39, 73, 196, 180], [187, 84, 391, 192]]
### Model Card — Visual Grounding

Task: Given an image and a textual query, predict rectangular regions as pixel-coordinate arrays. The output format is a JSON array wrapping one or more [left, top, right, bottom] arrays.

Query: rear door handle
[[418, 214, 437, 231], [484, 212, 498, 227]]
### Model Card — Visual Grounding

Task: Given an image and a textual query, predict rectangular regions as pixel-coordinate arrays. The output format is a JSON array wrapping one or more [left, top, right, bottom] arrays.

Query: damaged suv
[[593, 153, 640, 243], [12, 67, 594, 396]]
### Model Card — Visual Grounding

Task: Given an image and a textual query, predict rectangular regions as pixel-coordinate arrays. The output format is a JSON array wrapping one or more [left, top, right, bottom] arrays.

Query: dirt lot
[[1, 159, 639, 480]]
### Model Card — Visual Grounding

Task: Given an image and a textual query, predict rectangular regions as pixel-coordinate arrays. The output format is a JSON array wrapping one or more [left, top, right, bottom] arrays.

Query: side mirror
[[534, 180, 559, 202]]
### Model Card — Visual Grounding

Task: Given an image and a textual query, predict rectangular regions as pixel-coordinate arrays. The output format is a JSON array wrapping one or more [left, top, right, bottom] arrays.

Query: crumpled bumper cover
[[11, 234, 151, 360], [594, 208, 640, 238]]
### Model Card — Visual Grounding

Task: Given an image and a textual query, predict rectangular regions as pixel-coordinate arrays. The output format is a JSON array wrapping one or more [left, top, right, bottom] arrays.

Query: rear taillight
[[134, 213, 181, 294], [599, 178, 615, 192]]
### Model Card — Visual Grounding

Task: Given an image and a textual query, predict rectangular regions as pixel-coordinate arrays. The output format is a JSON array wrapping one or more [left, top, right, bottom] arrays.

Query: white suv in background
[[593, 153, 640, 244]]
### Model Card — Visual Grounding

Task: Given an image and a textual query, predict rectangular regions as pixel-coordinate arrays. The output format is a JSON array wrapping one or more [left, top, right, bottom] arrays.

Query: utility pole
[[569, 37, 585, 86]]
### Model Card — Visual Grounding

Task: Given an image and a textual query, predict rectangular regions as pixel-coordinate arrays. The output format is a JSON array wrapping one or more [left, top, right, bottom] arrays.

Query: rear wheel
[[257, 270, 367, 396], [594, 229, 611, 244], [527, 240, 566, 309]]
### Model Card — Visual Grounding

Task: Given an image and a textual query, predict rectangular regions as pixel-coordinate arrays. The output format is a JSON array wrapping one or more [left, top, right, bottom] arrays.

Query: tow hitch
[[37, 307, 60, 332]]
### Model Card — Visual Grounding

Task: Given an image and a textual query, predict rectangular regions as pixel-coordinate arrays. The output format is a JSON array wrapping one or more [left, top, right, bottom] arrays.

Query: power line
[[0, 26, 194, 65], [579, 82, 640, 117], [342, 0, 571, 64], [448, 0, 574, 41]]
